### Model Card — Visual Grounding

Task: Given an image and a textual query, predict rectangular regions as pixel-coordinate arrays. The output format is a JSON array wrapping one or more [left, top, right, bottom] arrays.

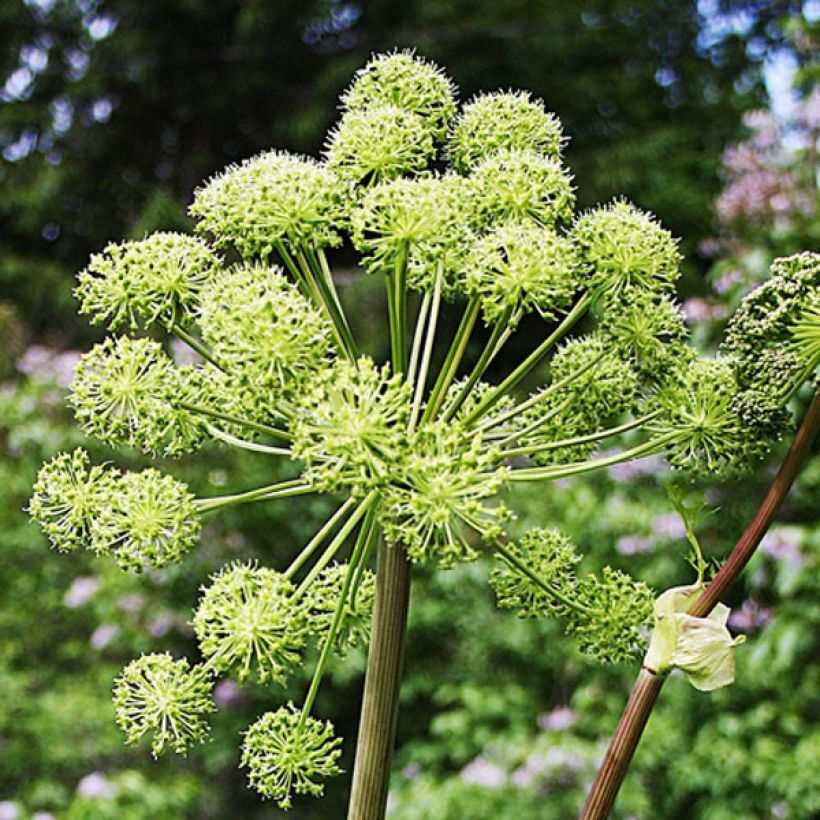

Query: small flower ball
[[572, 199, 681, 295], [325, 104, 436, 187], [342, 50, 457, 141], [190, 151, 347, 257], [194, 562, 307, 684], [28, 448, 119, 553], [113, 653, 215, 757], [75, 232, 220, 330], [94, 468, 201, 571], [468, 148, 575, 230], [448, 91, 564, 173], [241, 704, 342, 809]]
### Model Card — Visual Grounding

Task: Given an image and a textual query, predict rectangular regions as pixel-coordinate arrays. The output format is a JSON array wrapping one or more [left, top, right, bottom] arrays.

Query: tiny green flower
[[643, 585, 745, 691], [291, 357, 412, 495], [325, 104, 436, 187], [94, 468, 200, 571], [382, 422, 510, 567], [190, 151, 347, 257], [448, 90, 564, 173], [722, 251, 820, 396], [241, 704, 342, 809], [468, 148, 575, 230], [75, 232, 221, 330], [304, 562, 376, 656], [28, 448, 119, 553], [342, 50, 457, 141], [113, 653, 215, 756], [70, 336, 206, 457], [197, 263, 331, 402], [465, 221, 579, 324], [491, 529, 654, 663], [351, 174, 471, 294], [597, 289, 690, 382], [194, 561, 307, 685], [649, 356, 772, 477], [572, 199, 681, 295], [490, 528, 580, 619]]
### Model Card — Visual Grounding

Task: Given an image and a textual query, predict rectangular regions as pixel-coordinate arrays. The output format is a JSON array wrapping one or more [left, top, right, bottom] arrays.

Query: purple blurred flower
[[538, 706, 577, 732], [148, 612, 177, 637], [760, 529, 804, 570], [89, 624, 118, 650], [728, 599, 772, 632], [213, 679, 245, 709], [651, 513, 686, 540], [16, 345, 81, 388], [460, 756, 507, 789], [63, 576, 100, 609], [0, 803, 21, 820], [607, 454, 664, 482], [616, 535, 653, 555], [682, 297, 726, 324], [77, 772, 117, 799], [117, 593, 146, 614], [402, 762, 422, 781]]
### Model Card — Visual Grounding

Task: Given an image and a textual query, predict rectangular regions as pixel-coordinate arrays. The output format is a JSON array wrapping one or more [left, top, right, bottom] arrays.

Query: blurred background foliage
[[0, 0, 818, 818]]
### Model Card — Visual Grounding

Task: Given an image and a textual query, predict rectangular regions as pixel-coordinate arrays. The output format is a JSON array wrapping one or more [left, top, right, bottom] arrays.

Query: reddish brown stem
[[580, 392, 820, 819]]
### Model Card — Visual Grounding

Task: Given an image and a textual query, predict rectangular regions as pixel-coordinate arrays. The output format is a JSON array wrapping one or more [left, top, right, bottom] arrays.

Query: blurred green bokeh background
[[1, 1, 818, 817]]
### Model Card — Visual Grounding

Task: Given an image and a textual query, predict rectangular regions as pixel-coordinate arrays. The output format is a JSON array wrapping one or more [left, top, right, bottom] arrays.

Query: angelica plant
[[28, 50, 818, 815]]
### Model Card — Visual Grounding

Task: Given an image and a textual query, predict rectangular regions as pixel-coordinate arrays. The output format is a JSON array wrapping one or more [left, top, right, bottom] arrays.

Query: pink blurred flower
[[77, 772, 117, 799], [538, 705, 577, 731], [460, 756, 507, 788]]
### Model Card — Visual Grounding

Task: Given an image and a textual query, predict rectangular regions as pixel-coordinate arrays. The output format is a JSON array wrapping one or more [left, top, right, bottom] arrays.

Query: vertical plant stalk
[[348, 537, 412, 820], [580, 391, 820, 820]]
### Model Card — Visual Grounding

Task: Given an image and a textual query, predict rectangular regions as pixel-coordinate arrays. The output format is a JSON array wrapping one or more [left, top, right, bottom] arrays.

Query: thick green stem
[[178, 400, 291, 442], [580, 392, 820, 819], [347, 538, 412, 820]]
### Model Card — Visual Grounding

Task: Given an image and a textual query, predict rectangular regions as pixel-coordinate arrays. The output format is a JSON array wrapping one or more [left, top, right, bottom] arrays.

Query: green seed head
[[113, 653, 214, 757], [241, 704, 342, 809], [342, 50, 457, 141], [448, 90, 564, 173], [76, 232, 220, 330]]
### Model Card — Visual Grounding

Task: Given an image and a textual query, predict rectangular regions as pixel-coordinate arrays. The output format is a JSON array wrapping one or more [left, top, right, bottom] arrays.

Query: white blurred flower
[[77, 771, 117, 799]]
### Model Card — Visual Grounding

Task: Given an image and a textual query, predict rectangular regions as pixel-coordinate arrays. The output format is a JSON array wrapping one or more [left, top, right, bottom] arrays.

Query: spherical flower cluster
[[194, 562, 307, 685], [241, 704, 342, 810], [197, 263, 331, 402], [491, 529, 654, 663], [465, 221, 579, 324], [70, 336, 207, 457], [325, 104, 436, 188], [382, 423, 511, 567], [468, 148, 575, 230], [342, 50, 457, 141], [291, 357, 412, 494], [448, 91, 564, 173], [649, 357, 773, 477], [490, 528, 580, 619], [95, 468, 201, 571], [351, 174, 470, 293], [190, 151, 347, 257], [721, 251, 820, 396], [76, 232, 220, 330], [30, 450, 200, 570], [597, 290, 690, 381], [113, 653, 215, 757], [28, 448, 117, 553], [573, 199, 681, 295], [304, 562, 376, 655]]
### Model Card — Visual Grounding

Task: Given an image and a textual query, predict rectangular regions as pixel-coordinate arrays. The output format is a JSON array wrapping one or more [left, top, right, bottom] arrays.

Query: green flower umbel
[[448, 90, 564, 173], [194, 562, 307, 685], [75, 232, 220, 330], [113, 653, 215, 756], [342, 50, 457, 142], [241, 704, 342, 809], [28, 448, 119, 553]]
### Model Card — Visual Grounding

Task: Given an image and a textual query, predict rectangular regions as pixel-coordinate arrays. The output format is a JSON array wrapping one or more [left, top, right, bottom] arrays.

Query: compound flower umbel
[[28, 50, 817, 810]]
